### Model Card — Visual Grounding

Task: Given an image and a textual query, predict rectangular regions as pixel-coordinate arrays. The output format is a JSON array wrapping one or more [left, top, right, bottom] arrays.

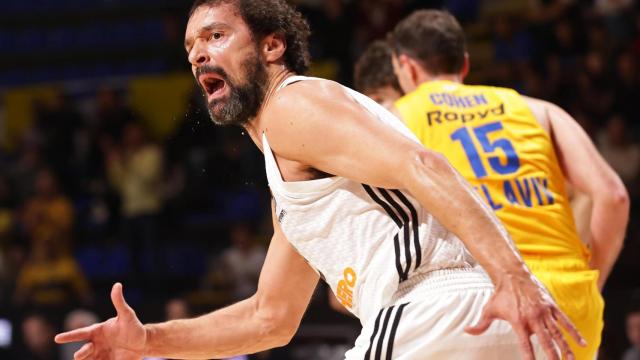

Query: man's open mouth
[[199, 73, 227, 99]]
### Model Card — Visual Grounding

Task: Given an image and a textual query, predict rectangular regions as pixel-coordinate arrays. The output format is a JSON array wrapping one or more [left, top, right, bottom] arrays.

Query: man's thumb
[[111, 282, 134, 318], [464, 312, 494, 335]]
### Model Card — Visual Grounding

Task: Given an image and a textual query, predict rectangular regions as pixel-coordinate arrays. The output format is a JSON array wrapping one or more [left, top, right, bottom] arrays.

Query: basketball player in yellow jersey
[[382, 10, 629, 359]]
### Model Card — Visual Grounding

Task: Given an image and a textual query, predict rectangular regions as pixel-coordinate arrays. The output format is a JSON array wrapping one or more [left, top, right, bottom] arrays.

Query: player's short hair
[[388, 10, 466, 75], [189, 0, 311, 74], [354, 40, 402, 94]]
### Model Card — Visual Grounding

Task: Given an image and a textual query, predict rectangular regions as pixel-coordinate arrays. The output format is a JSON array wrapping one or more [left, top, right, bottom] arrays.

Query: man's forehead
[[186, 3, 242, 35]]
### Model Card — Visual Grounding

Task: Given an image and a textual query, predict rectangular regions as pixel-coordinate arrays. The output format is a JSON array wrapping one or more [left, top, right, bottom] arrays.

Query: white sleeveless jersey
[[263, 76, 478, 321]]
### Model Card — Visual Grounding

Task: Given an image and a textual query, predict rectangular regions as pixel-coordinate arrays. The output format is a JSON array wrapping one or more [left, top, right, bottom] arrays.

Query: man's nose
[[188, 41, 210, 67]]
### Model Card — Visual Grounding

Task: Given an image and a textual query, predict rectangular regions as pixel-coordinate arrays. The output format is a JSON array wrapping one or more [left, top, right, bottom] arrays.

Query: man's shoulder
[[275, 77, 344, 101], [264, 77, 350, 121]]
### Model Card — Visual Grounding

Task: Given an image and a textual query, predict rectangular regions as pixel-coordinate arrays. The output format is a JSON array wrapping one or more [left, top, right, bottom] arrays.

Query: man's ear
[[461, 52, 470, 80], [261, 33, 287, 64], [399, 54, 422, 88]]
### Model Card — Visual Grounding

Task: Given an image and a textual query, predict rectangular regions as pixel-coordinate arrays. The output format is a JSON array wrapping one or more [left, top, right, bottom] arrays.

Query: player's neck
[[420, 73, 463, 85], [262, 66, 296, 107], [243, 64, 295, 148]]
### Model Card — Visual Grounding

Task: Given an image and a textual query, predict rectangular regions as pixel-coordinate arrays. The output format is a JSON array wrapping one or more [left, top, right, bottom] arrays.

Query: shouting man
[[55, 1, 584, 359]]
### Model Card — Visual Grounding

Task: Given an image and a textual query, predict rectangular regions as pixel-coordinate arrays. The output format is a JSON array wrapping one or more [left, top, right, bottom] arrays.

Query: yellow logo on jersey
[[336, 267, 357, 309]]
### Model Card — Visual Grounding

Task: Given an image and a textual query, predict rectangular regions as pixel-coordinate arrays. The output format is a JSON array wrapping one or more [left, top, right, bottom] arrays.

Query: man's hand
[[465, 274, 586, 360], [55, 283, 147, 360]]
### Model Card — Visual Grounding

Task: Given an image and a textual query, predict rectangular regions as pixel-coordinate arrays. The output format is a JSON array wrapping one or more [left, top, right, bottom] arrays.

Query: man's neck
[[243, 65, 295, 147], [417, 73, 463, 87]]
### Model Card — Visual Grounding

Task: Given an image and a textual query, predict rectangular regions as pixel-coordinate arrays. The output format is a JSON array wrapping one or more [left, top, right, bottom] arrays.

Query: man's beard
[[198, 53, 268, 127]]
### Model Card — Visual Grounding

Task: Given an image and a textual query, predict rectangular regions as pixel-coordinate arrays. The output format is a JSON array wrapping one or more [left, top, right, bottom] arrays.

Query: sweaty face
[[196, 52, 268, 126], [185, 4, 268, 126]]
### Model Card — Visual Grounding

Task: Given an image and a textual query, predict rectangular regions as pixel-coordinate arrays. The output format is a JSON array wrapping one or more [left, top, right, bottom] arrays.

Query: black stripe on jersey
[[392, 233, 404, 282], [362, 185, 404, 281], [385, 302, 409, 360], [374, 306, 395, 360], [362, 185, 402, 227], [364, 308, 385, 360], [391, 190, 422, 270], [379, 189, 412, 281]]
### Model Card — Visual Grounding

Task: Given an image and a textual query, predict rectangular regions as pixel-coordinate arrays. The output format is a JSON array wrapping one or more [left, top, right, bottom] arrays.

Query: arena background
[[0, 0, 638, 359]]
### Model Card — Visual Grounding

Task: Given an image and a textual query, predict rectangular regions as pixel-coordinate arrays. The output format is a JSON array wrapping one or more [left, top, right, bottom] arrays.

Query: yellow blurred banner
[[129, 73, 195, 140], [2, 72, 196, 150]]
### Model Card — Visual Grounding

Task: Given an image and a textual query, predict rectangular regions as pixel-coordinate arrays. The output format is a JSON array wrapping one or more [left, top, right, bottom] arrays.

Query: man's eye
[[211, 32, 222, 40]]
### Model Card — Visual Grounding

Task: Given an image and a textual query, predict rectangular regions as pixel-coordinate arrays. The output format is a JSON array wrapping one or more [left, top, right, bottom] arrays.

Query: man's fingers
[[513, 326, 535, 360], [531, 320, 560, 360], [544, 316, 574, 360], [553, 307, 586, 347], [464, 310, 494, 335], [74, 342, 94, 360], [55, 324, 98, 344], [111, 282, 134, 318]]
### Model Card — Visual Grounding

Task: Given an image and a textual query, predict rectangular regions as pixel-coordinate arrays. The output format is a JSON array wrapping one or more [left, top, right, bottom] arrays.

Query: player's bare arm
[[55, 201, 319, 360], [260, 79, 585, 360], [525, 96, 630, 290]]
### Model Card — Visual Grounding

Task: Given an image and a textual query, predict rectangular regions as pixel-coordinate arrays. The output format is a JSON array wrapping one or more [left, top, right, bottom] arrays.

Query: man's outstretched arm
[[263, 80, 584, 360], [526, 97, 629, 289], [55, 202, 319, 360]]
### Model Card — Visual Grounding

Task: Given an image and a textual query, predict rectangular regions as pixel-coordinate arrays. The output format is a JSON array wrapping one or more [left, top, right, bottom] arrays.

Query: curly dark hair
[[354, 40, 402, 94], [388, 10, 466, 75], [189, 0, 311, 74]]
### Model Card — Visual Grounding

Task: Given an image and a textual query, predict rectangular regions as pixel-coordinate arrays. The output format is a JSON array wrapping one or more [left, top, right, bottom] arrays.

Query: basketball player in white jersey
[[55, 1, 585, 359]]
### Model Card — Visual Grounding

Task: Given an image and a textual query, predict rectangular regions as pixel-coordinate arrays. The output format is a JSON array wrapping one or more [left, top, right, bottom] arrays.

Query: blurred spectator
[[165, 298, 191, 321], [59, 309, 99, 360], [13, 227, 91, 310], [597, 115, 640, 190], [354, 0, 404, 54], [594, 0, 635, 44], [95, 88, 136, 145], [550, 20, 583, 63], [106, 122, 164, 280], [578, 51, 615, 124], [8, 143, 43, 204], [614, 51, 640, 125], [304, 0, 355, 83], [21, 169, 75, 252], [205, 223, 266, 301], [0, 176, 15, 245], [16, 314, 58, 360], [625, 306, 640, 360], [0, 176, 16, 302], [34, 92, 83, 192], [493, 16, 534, 64]]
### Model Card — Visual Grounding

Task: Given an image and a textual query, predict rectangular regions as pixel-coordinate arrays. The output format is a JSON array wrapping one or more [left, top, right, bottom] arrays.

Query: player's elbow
[[613, 186, 630, 212], [403, 149, 455, 186], [253, 298, 300, 347], [601, 178, 630, 214]]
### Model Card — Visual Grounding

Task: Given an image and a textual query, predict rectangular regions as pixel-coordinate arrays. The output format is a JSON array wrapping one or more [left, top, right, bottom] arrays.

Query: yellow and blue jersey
[[395, 80, 589, 261], [396, 81, 603, 360]]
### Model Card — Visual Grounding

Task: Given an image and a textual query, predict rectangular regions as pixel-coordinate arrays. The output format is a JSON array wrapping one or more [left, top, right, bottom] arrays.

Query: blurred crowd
[[0, 0, 639, 359]]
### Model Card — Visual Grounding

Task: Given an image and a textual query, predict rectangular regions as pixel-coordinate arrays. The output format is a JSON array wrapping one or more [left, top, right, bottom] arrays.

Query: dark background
[[0, 0, 639, 359]]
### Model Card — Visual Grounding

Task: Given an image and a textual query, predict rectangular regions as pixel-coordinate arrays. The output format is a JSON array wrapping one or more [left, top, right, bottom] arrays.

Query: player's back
[[396, 80, 589, 261]]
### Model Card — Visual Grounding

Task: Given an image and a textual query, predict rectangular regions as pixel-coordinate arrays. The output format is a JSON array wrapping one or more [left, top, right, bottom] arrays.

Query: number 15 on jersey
[[450, 121, 520, 179]]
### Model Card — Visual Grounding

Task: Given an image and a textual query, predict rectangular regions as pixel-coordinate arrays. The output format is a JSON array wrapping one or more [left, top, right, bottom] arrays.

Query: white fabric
[[264, 76, 478, 322], [345, 268, 547, 359]]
